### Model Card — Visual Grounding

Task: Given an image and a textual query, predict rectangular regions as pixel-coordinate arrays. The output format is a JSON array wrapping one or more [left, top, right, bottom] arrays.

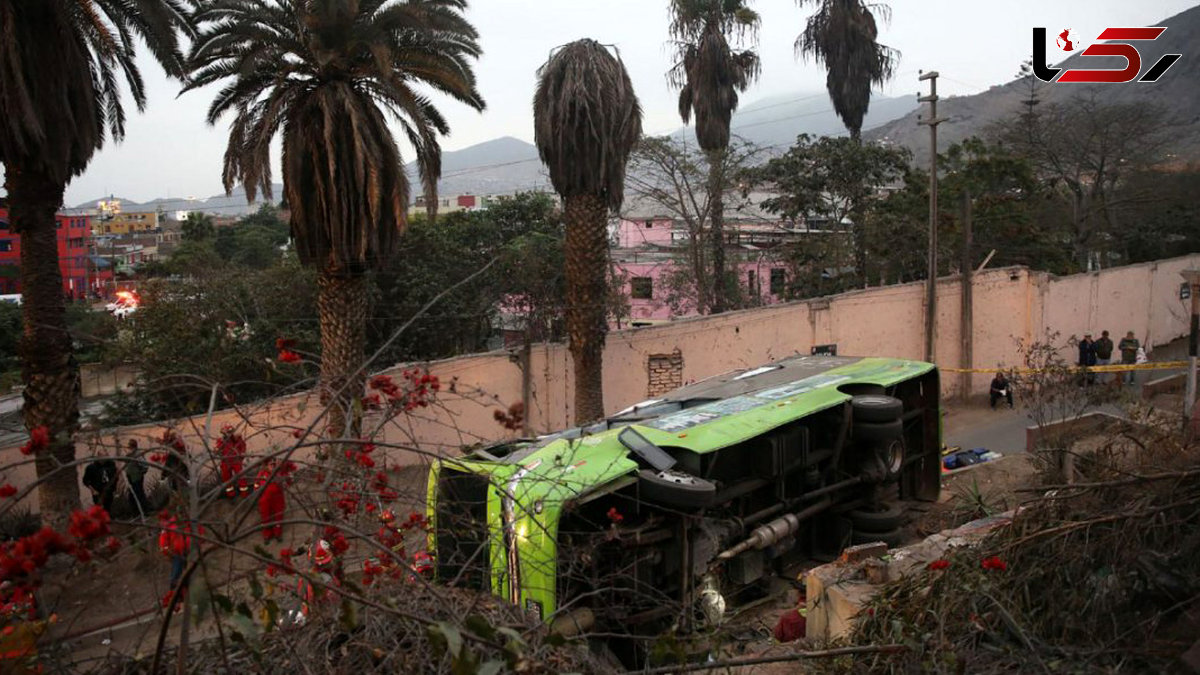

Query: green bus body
[[428, 356, 939, 620]]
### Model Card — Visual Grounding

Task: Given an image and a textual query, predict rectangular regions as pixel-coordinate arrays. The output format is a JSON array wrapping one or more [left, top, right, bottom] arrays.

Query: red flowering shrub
[[927, 559, 951, 571], [367, 369, 439, 412], [606, 507, 624, 525], [0, 485, 16, 499], [278, 349, 302, 363], [18, 426, 50, 456], [68, 505, 112, 542], [981, 555, 1008, 571]]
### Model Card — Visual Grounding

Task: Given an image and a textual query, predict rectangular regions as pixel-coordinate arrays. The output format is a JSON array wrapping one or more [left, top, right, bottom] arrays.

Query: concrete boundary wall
[[3, 254, 1198, 507]]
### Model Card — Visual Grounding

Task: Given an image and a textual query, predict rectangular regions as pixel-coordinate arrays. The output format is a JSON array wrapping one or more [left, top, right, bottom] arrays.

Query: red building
[[0, 207, 109, 299]]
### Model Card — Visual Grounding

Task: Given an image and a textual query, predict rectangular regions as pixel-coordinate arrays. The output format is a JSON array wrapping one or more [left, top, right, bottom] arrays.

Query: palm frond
[[794, 0, 899, 139], [0, 0, 190, 181], [533, 39, 643, 211], [186, 0, 485, 273]]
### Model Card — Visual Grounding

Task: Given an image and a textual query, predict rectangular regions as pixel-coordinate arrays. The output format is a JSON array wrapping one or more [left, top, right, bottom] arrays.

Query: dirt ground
[[32, 463, 432, 670]]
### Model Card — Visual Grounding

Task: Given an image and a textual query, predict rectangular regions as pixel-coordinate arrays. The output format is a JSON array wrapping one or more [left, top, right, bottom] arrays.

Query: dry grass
[[818, 415, 1200, 674]]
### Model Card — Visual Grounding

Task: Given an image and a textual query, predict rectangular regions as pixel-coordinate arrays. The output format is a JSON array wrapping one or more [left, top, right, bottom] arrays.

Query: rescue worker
[[216, 425, 248, 498], [255, 460, 287, 542], [158, 511, 202, 613], [298, 539, 339, 619]]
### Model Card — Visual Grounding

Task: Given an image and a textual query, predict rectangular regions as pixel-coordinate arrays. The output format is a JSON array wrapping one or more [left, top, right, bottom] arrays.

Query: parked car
[[428, 354, 942, 647]]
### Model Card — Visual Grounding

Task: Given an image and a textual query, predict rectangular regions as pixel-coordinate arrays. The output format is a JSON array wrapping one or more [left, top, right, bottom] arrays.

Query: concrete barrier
[[1025, 411, 1126, 454]]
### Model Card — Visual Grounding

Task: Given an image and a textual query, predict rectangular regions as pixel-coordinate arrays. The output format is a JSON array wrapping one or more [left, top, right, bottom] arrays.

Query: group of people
[[1078, 330, 1145, 385], [988, 329, 1147, 409]]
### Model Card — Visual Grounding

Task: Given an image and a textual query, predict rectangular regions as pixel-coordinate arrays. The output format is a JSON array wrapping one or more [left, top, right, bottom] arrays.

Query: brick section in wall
[[647, 349, 684, 397]]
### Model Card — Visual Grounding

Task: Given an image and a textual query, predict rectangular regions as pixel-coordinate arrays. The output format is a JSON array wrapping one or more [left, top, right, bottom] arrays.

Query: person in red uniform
[[255, 460, 287, 542], [158, 513, 202, 612], [216, 425, 248, 498], [298, 539, 339, 619]]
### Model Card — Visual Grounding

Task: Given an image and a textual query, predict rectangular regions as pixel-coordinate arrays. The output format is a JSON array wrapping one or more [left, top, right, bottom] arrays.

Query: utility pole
[[918, 71, 947, 363], [960, 189, 973, 402], [1183, 269, 1200, 426]]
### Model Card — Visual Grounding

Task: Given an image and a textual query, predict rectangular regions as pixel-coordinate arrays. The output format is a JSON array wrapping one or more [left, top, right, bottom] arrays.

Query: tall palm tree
[[795, 0, 898, 141], [0, 0, 190, 519], [534, 40, 641, 424], [669, 0, 760, 315], [187, 0, 484, 439]]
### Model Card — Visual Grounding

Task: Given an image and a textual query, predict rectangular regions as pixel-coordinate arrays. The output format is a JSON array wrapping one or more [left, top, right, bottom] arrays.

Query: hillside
[[867, 4, 1200, 163]]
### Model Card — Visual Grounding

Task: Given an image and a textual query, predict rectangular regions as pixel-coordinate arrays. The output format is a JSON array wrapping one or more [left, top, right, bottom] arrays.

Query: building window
[[0, 220, 7, 231], [747, 270, 757, 293], [770, 268, 785, 295], [0, 240, 11, 252], [68, 238, 85, 249], [644, 220, 653, 229], [631, 277, 653, 300]]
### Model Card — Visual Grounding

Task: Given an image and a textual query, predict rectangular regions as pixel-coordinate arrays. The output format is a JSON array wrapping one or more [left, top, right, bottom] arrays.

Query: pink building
[[612, 216, 791, 326]]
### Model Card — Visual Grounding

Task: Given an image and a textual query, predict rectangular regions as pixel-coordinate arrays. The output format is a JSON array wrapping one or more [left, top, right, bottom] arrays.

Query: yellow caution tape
[[940, 360, 1191, 374]]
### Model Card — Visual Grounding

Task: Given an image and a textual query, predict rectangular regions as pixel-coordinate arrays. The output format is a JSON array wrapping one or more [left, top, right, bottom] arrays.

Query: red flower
[[104, 536, 122, 554], [606, 507, 624, 525], [981, 555, 1008, 571], [29, 426, 50, 448], [0, 485, 16, 499], [18, 426, 50, 456], [278, 349, 302, 363], [149, 453, 166, 464], [357, 453, 376, 468], [275, 337, 296, 351], [927, 559, 950, 571], [67, 506, 111, 542], [291, 429, 304, 439]]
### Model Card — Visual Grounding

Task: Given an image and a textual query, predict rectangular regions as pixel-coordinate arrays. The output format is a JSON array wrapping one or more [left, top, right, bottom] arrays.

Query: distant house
[[408, 193, 498, 218], [94, 210, 160, 235], [0, 208, 111, 298], [611, 193, 836, 326]]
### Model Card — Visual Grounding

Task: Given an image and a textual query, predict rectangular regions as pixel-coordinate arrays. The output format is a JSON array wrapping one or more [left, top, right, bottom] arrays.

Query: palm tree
[[533, 40, 642, 424], [669, 0, 760, 314], [0, 1, 190, 519], [186, 0, 484, 439], [795, 0, 898, 141]]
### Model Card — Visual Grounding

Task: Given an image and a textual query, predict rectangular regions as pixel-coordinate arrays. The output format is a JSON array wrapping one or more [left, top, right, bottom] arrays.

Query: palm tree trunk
[[707, 148, 727, 314], [5, 162, 81, 521], [317, 270, 368, 441], [563, 194, 608, 424]]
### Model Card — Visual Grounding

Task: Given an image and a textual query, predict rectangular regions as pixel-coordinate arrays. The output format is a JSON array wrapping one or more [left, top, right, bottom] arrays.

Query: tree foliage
[[990, 95, 1171, 269], [750, 134, 909, 292]]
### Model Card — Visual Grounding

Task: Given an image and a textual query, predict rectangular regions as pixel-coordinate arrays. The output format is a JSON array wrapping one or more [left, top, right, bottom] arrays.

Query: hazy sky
[[20, 0, 1195, 205]]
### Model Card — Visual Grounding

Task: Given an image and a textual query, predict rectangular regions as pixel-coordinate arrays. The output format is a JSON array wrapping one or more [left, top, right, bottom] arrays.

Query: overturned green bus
[[428, 355, 941, 637]]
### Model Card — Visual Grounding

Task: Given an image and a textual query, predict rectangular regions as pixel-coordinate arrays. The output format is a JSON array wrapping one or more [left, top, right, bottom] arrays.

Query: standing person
[[1077, 334, 1097, 386], [81, 450, 118, 513], [124, 440, 149, 516], [990, 372, 1014, 409], [158, 509, 201, 613], [217, 425, 248, 499], [1094, 330, 1114, 383], [1135, 346, 1148, 386], [161, 430, 189, 495], [1119, 331, 1140, 385], [255, 460, 287, 542]]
